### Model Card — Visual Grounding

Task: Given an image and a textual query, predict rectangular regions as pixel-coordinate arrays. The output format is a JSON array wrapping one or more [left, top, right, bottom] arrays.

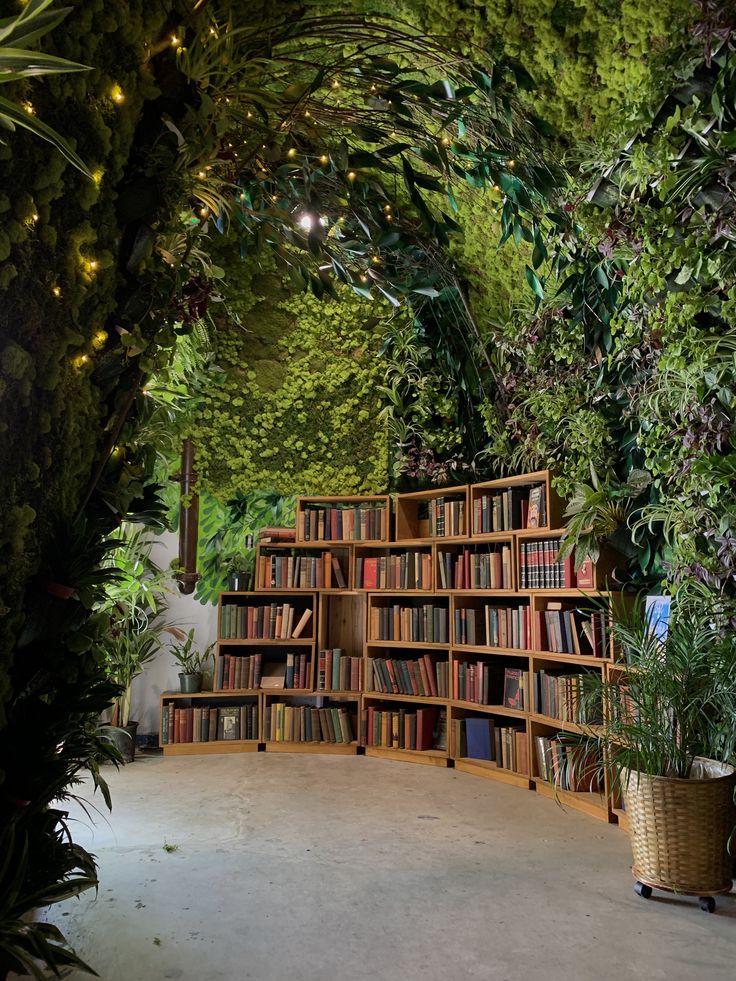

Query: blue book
[[645, 595, 671, 642], [465, 718, 494, 761]]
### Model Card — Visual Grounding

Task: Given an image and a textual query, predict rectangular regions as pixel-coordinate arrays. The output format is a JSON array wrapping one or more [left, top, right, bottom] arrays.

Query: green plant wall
[[187, 248, 389, 498]]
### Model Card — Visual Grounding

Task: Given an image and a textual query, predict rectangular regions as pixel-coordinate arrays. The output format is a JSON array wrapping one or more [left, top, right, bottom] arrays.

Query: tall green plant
[[0, 0, 92, 177], [578, 599, 736, 782]]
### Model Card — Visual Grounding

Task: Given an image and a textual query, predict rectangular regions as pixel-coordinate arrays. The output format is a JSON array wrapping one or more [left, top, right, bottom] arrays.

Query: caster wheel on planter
[[698, 896, 716, 913], [634, 882, 653, 899]]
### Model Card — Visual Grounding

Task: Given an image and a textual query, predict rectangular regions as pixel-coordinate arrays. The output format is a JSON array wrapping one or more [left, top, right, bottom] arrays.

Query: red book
[[423, 655, 438, 697], [576, 557, 595, 589], [363, 557, 379, 590], [228, 656, 236, 690], [415, 707, 438, 751]]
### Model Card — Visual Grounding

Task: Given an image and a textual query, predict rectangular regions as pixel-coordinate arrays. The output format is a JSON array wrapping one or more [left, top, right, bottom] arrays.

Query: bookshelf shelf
[[162, 741, 260, 756], [161, 469, 624, 826], [533, 779, 611, 822], [454, 757, 532, 788], [452, 700, 526, 719], [364, 746, 448, 767]]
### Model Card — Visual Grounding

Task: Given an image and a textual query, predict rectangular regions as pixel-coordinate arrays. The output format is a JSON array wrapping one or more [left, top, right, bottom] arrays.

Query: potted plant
[[101, 619, 163, 762], [577, 597, 736, 911], [170, 628, 215, 693]]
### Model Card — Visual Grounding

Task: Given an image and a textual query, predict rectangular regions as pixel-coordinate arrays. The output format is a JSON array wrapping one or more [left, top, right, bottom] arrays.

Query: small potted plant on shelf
[[576, 596, 736, 912], [170, 628, 215, 693]]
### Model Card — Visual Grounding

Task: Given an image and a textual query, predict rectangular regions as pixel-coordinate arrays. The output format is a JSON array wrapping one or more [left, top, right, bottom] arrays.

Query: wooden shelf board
[[163, 689, 261, 699], [363, 691, 448, 705], [451, 700, 527, 719], [514, 528, 568, 538], [454, 757, 532, 788], [367, 639, 450, 650], [220, 590, 317, 597], [261, 688, 318, 696], [613, 807, 629, 832], [470, 471, 550, 491], [442, 588, 517, 596], [254, 587, 352, 594], [464, 531, 518, 543], [530, 712, 585, 734], [365, 746, 448, 767], [311, 690, 362, 698], [217, 638, 314, 646], [533, 778, 612, 822], [393, 535, 468, 545], [263, 741, 358, 755], [296, 538, 387, 546], [530, 650, 612, 666], [452, 644, 530, 657], [162, 741, 260, 756], [160, 688, 260, 702], [356, 588, 434, 595]]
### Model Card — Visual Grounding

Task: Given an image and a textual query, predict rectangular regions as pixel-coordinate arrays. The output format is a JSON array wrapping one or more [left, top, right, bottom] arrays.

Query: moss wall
[[188, 249, 389, 497]]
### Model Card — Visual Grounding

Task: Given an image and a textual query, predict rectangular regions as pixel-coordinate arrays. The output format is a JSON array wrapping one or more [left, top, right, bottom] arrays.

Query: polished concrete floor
[[34, 753, 736, 980]]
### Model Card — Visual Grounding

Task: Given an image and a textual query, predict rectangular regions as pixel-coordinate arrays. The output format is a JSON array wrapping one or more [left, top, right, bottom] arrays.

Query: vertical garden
[[2, 0, 736, 975]]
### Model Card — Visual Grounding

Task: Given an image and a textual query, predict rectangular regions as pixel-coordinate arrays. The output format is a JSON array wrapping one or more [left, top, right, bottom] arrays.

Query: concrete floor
[[34, 753, 736, 981]]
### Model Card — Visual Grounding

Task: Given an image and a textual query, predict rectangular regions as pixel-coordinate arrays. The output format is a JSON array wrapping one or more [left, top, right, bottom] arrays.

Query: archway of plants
[[2, 0, 736, 976]]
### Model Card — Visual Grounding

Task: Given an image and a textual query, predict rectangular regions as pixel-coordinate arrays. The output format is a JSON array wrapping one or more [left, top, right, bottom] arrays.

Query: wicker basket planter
[[622, 758, 736, 899]]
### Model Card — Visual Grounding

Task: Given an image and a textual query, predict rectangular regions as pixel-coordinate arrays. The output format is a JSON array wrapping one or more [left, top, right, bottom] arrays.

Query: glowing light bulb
[[23, 101, 35, 115], [199, 207, 209, 218], [170, 35, 179, 46], [331, 80, 340, 89], [88, 260, 98, 271], [508, 159, 516, 168], [52, 286, 61, 298], [347, 171, 356, 180], [111, 85, 125, 104], [298, 214, 313, 231], [320, 155, 329, 165], [287, 147, 296, 157]]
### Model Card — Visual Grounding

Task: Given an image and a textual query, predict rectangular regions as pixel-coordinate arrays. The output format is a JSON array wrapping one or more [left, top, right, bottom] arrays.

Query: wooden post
[[177, 437, 199, 594]]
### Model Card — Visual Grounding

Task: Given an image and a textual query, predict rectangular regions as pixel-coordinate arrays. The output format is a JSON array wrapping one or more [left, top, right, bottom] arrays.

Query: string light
[[383, 204, 391, 212], [304, 110, 311, 118], [508, 159, 516, 168], [331, 80, 340, 89], [360, 275, 368, 282], [441, 137, 451, 145], [199, 207, 209, 218], [111, 84, 125, 104], [347, 171, 356, 180], [320, 155, 329, 164], [170, 35, 179, 46], [287, 147, 296, 157], [22, 101, 35, 115], [198, 170, 205, 178], [52, 286, 62, 298]]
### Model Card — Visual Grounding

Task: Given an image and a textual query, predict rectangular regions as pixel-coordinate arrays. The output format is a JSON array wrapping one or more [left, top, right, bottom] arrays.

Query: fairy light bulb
[[170, 35, 179, 46], [52, 286, 61, 298]]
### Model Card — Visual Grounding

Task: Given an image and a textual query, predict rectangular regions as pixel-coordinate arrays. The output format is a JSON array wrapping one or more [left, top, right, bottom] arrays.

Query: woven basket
[[622, 758, 736, 896]]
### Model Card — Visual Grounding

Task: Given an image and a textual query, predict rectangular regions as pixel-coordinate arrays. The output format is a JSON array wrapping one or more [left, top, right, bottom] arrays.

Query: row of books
[[317, 649, 362, 691], [299, 503, 387, 542], [453, 662, 527, 709], [366, 655, 447, 698], [417, 496, 466, 538], [355, 552, 432, 590], [533, 670, 601, 724], [369, 604, 449, 644], [220, 603, 313, 640], [437, 545, 512, 590], [257, 552, 347, 590], [472, 484, 547, 534], [361, 705, 444, 751], [264, 702, 355, 743], [453, 604, 530, 650], [537, 605, 609, 657], [216, 653, 263, 690], [534, 734, 601, 792], [162, 703, 258, 744], [453, 717, 528, 773], [519, 538, 575, 589]]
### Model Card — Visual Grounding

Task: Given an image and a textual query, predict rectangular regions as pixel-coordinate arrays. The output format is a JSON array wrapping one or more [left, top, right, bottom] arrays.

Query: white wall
[[130, 530, 218, 736]]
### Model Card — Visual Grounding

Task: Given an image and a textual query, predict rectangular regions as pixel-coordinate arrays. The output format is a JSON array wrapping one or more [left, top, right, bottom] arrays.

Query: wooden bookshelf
[[394, 486, 470, 541], [296, 495, 390, 544], [160, 470, 626, 825]]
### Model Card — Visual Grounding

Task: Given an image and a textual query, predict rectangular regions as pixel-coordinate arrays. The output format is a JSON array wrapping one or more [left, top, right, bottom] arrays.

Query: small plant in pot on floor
[[170, 628, 215, 693]]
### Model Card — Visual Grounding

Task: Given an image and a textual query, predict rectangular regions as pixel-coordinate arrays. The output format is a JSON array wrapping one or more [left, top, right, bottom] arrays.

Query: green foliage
[[187, 248, 389, 500], [169, 628, 215, 675], [578, 598, 736, 781], [195, 488, 297, 605]]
